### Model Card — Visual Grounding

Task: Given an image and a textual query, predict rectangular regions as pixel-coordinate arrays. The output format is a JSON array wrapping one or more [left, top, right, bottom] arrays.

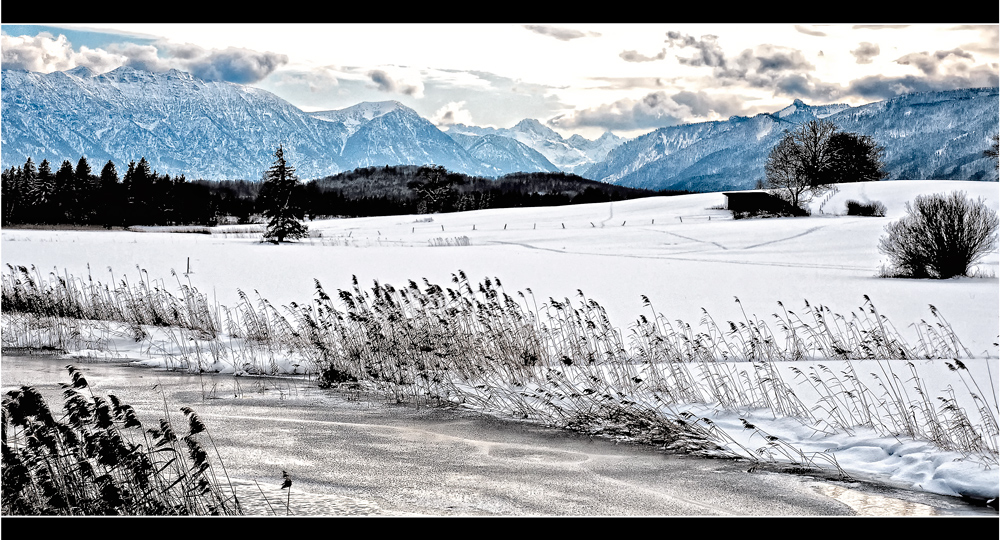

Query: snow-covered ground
[[2, 180, 998, 505]]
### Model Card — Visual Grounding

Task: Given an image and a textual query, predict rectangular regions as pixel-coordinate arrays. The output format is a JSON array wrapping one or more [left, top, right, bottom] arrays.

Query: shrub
[[845, 199, 886, 217], [878, 191, 998, 279]]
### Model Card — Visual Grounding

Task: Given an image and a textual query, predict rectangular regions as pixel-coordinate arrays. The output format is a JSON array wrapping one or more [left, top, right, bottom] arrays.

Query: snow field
[[2, 179, 998, 503]]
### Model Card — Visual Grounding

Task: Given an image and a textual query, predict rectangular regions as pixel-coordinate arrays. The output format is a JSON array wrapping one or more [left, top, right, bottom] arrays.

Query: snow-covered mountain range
[[2, 66, 997, 189], [586, 89, 999, 191], [445, 119, 625, 175], [1, 66, 606, 181]]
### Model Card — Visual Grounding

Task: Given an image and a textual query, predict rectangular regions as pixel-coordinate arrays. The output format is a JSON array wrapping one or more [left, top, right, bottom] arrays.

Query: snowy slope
[[462, 134, 561, 175], [447, 119, 625, 175], [2, 70, 532, 180], [588, 88, 999, 191], [3, 180, 997, 504], [1, 66, 353, 180]]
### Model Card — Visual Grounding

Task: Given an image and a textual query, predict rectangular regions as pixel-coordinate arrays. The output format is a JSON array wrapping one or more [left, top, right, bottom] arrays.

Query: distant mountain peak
[[64, 65, 96, 79], [587, 87, 999, 190], [513, 118, 556, 135]]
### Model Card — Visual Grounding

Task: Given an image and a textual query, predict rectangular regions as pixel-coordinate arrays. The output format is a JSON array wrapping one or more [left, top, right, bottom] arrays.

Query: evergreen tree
[[98, 160, 122, 228], [986, 134, 999, 172], [54, 160, 76, 223], [125, 158, 155, 225], [73, 156, 97, 224], [33, 159, 56, 223], [259, 145, 308, 243], [2, 164, 25, 224]]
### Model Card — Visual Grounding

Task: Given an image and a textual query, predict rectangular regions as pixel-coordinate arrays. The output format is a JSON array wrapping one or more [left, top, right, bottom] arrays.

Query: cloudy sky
[[2, 23, 997, 139]]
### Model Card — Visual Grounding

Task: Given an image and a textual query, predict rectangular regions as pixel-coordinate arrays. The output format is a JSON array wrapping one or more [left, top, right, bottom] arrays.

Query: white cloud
[[431, 101, 474, 126], [0, 33, 125, 73], [1, 31, 288, 84]]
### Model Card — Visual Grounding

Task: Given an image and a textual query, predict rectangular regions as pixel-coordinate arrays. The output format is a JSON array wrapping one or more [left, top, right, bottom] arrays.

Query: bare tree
[[764, 136, 813, 208], [765, 119, 888, 210], [826, 132, 889, 183], [789, 119, 840, 188]]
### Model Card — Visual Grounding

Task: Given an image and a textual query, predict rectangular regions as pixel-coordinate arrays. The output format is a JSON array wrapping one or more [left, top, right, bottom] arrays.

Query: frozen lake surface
[[2, 355, 995, 516]]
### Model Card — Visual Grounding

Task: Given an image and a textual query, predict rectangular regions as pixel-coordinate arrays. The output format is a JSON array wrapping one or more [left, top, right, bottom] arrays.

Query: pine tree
[[98, 160, 122, 228], [54, 160, 76, 223], [259, 145, 308, 243], [33, 159, 56, 223]]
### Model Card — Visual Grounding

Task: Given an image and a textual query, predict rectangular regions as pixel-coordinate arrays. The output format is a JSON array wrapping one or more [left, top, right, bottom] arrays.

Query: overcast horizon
[[2, 23, 997, 140]]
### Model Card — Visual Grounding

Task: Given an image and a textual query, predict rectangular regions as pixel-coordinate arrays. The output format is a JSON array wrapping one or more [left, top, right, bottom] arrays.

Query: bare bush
[[845, 199, 886, 217], [878, 191, 998, 279]]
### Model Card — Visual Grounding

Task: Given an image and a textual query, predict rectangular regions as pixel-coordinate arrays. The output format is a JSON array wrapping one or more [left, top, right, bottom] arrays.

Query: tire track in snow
[[638, 227, 729, 250], [485, 240, 872, 272], [741, 225, 829, 250]]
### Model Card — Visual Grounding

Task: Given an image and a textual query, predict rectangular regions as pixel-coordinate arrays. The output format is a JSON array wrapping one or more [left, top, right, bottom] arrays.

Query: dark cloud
[[663, 31, 848, 102], [851, 42, 880, 64], [711, 44, 817, 93], [666, 32, 814, 83], [367, 69, 422, 96], [160, 42, 206, 61], [771, 73, 843, 101], [547, 89, 757, 132], [187, 48, 288, 84], [795, 25, 827, 37], [523, 25, 600, 41], [743, 44, 814, 73], [658, 30, 995, 106], [620, 48, 667, 62], [895, 48, 977, 76], [666, 31, 727, 67], [670, 90, 746, 117], [145, 42, 288, 84], [110, 42, 170, 72], [548, 91, 690, 131], [957, 25, 999, 56], [845, 68, 999, 100]]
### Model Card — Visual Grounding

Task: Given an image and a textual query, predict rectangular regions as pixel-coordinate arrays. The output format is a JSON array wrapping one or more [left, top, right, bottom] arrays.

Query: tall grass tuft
[[1, 365, 241, 515], [3, 265, 997, 470]]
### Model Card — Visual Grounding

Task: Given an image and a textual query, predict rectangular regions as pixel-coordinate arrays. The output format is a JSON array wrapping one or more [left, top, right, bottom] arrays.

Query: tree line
[[1, 157, 681, 228], [0, 156, 260, 227]]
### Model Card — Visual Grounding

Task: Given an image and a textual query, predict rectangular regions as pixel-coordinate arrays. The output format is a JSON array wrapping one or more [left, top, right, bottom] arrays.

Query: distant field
[[4, 180, 997, 355]]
